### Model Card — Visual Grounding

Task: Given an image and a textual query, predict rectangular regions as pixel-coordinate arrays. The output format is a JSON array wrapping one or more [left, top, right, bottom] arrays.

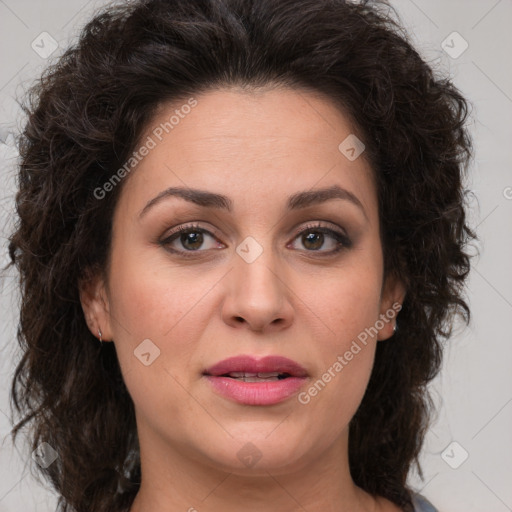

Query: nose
[[221, 242, 294, 333]]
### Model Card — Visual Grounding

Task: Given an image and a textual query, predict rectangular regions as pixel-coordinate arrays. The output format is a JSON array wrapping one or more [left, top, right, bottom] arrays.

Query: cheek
[[303, 259, 383, 344], [104, 247, 205, 385], [105, 256, 210, 424], [107, 243, 212, 338], [292, 261, 382, 418], [310, 278, 380, 386]]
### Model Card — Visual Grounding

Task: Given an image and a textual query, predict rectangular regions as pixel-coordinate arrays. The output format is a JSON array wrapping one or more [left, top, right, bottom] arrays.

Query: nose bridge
[[234, 233, 282, 297], [222, 233, 293, 331]]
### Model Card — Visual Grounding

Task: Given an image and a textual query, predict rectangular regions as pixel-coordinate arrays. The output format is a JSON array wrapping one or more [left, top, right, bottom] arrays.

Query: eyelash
[[159, 222, 352, 258]]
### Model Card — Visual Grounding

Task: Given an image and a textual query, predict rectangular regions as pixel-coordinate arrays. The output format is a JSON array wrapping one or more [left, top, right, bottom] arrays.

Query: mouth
[[203, 355, 308, 406], [212, 371, 292, 382], [204, 354, 308, 378]]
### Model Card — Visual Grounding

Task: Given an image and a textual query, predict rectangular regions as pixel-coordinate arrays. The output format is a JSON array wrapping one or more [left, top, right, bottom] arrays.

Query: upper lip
[[204, 355, 308, 377]]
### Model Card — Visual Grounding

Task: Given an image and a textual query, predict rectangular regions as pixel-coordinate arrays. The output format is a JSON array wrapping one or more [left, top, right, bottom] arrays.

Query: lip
[[204, 355, 308, 377], [203, 355, 308, 406]]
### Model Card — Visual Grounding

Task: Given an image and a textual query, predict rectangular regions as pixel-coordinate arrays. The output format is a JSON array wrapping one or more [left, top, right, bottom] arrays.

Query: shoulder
[[410, 493, 438, 512]]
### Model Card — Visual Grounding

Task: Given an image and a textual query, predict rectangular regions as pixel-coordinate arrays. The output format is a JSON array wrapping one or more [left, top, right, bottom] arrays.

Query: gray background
[[0, 1, 511, 511]]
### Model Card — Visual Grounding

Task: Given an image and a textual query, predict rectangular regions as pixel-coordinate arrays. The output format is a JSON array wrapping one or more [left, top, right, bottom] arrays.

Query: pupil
[[182, 232, 203, 250], [304, 232, 323, 250]]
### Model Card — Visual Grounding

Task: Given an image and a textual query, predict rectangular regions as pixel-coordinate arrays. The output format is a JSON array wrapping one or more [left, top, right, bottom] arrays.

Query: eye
[[159, 223, 224, 254], [288, 222, 352, 255], [159, 221, 352, 257]]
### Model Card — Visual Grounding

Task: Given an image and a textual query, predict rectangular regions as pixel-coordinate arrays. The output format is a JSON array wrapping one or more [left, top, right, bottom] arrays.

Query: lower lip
[[204, 376, 307, 405]]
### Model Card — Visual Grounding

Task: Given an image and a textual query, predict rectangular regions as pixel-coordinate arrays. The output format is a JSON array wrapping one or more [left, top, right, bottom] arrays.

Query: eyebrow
[[139, 184, 367, 219]]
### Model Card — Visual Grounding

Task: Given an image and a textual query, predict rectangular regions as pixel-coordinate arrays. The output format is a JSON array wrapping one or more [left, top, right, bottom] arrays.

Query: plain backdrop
[[1, 1, 511, 511]]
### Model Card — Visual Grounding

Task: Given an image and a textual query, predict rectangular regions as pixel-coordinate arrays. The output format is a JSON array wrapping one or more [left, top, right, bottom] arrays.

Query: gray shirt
[[412, 493, 438, 512]]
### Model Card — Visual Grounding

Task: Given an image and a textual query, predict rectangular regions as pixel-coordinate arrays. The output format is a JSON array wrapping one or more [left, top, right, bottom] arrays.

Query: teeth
[[225, 371, 285, 382], [257, 372, 281, 378], [228, 372, 282, 378], [235, 376, 280, 382]]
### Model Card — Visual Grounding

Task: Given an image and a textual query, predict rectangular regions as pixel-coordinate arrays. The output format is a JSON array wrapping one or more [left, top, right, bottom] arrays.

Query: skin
[[80, 87, 406, 512]]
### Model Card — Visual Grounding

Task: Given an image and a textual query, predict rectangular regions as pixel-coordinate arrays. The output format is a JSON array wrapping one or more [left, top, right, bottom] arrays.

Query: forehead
[[118, 87, 377, 220], [146, 86, 362, 159]]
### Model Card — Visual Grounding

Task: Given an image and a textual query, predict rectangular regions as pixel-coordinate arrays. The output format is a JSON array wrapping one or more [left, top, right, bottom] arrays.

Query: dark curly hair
[[7, 0, 475, 511]]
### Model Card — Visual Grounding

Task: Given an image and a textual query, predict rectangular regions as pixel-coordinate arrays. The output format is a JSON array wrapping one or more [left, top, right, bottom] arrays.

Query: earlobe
[[78, 272, 113, 342], [377, 274, 406, 341]]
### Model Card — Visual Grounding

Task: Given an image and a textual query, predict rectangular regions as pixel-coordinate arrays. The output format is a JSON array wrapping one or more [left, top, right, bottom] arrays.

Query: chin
[[196, 428, 317, 476]]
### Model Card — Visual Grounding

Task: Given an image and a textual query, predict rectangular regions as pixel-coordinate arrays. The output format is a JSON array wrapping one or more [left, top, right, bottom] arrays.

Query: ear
[[377, 273, 406, 341], [78, 270, 114, 342]]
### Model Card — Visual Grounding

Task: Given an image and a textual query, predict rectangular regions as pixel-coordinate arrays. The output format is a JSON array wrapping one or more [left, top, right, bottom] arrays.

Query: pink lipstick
[[203, 355, 308, 406]]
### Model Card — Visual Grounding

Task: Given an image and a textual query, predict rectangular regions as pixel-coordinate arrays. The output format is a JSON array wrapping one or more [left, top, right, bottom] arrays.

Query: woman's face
[[82, 87, 404, 476]]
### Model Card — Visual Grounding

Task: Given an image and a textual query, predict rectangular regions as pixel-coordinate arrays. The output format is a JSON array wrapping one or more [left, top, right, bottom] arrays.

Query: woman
[[8, 0, 474, 511]]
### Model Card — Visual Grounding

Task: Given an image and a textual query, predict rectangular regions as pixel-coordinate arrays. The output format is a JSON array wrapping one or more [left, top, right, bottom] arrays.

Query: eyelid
[[159, 220, 351, 256], [160, 221, 347, 243], [290, 220, 348, 240], [160, 222, 223, 242]]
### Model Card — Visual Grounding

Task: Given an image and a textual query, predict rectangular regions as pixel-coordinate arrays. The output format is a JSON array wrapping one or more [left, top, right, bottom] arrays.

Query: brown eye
[[160, 224, 224, 254], [301, 231, 325, 250], [177, 230, 205, 251], [289, 224, 352, 255]]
